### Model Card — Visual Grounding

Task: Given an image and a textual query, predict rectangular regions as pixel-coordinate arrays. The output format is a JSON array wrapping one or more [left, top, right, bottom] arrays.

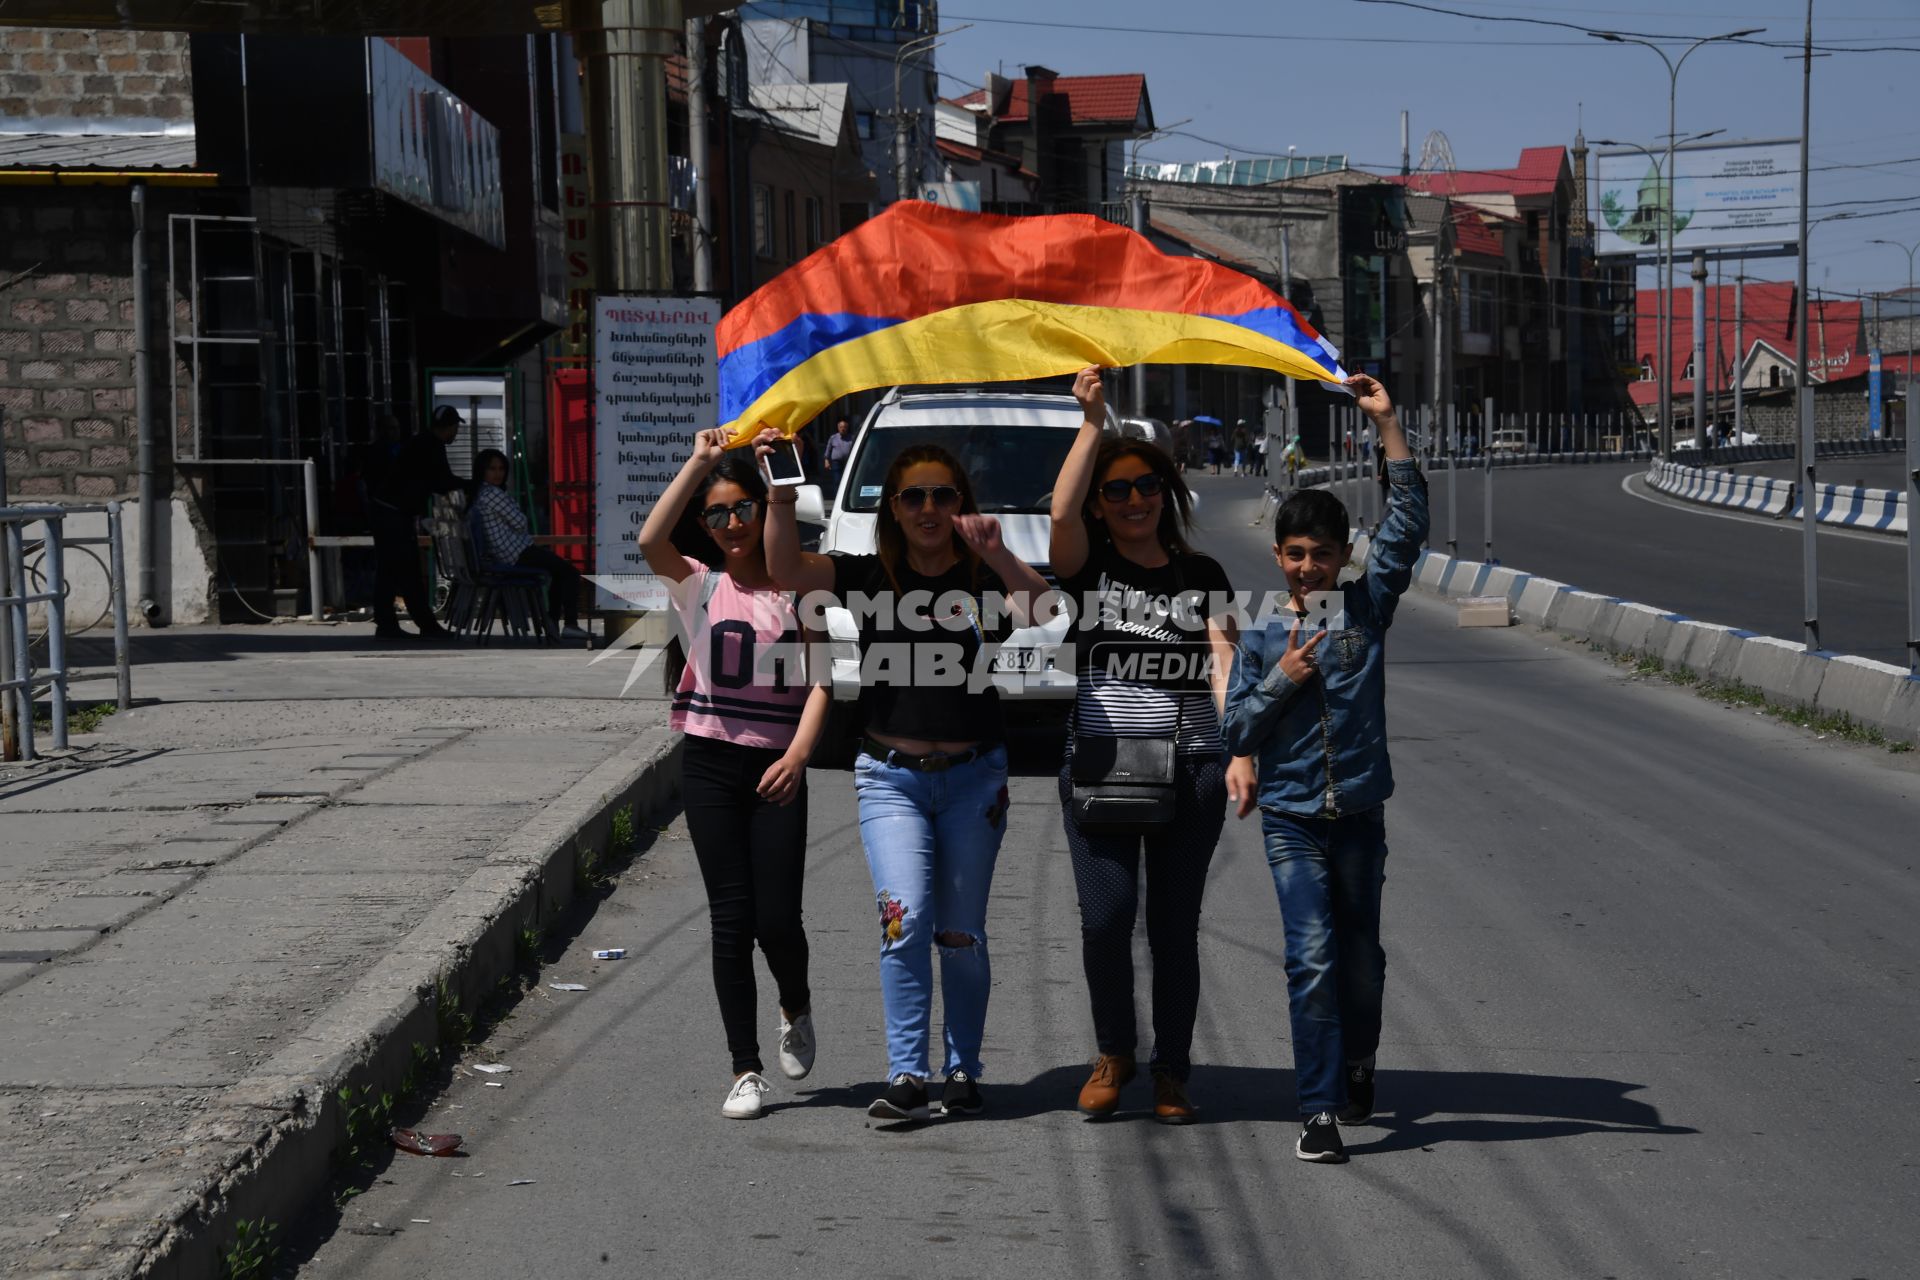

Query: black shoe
[[1337, 1064, 1375, 1126], [1296, 1111, 1349, 1163], [373, 628, 421, 641], [941, 1069, 984, 1117], [868, 1074, 930, 1123]]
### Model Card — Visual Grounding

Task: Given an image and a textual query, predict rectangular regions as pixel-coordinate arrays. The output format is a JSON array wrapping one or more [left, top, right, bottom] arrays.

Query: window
[[855, 111, 876, 141], [784, 190, 797, 260], [1768, 366, 1782, 389], [805, 196, 823, 250], [1460, 272, 1497, 334], [1639, 356, 1655, 382], [752, 184, 774, 258], [1682, 357, 1695, 382]]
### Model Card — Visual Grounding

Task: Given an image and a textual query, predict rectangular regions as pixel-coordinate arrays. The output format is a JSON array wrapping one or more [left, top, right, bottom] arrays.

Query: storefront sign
[[561, 136, 594, 357], [593, 295, 722, 610]]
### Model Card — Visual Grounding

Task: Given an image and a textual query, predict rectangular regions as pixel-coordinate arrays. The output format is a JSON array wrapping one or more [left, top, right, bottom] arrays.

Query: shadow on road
[[778, 1063, 1695, 1149]]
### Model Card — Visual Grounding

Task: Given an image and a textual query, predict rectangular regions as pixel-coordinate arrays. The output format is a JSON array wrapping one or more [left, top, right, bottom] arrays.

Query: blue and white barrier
[[1381, 542, 1920, 744], [1650, 459, 1902, 530]]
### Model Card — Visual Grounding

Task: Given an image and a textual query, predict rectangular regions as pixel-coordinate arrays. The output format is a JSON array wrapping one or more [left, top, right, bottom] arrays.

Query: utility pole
[[889, 24, 971, 204], [1131, 187, 1149, 415], [686, 14, 713, 294], [1734, 271, 1745, 443], [1870, 235, 1920, 672], [1794, 0, 1819, 653], [1692, 250, 1709, 451]]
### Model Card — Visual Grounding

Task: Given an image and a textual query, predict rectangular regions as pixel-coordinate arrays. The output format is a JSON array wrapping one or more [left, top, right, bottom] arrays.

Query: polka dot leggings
[[1058, 751, 1228, 1083]]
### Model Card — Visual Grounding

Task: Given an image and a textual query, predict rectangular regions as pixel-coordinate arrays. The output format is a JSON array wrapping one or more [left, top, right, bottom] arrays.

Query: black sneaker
[[941, 1069, 984, 1117], [1337, 1063, 1375, 1126], [1296, 1111, 1349, 1163], [868, 1073, 930, 1122]]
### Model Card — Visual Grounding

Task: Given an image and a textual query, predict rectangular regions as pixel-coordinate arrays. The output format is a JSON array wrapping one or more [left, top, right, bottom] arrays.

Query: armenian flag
[[717, 201, 1345, 443]]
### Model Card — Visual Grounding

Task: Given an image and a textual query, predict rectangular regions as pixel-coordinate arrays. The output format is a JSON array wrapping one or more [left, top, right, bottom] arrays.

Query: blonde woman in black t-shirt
[[1050, 368, 1258, 1124], [760, 432, 1047, 1124]]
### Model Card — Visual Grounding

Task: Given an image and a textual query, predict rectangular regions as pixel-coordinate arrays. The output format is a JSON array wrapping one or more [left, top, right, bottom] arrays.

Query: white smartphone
[[759, 437, 807, 487]]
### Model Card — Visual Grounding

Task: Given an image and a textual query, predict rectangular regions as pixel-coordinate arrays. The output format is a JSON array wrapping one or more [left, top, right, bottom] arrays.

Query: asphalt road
[[291, 485, 1919, 1280], [1724, 455, 1912, 491], [1331, 462, 1910, 664]]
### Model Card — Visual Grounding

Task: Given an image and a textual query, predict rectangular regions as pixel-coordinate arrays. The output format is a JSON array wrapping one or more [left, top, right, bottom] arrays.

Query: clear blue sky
[[932, 1, 1920, 302]]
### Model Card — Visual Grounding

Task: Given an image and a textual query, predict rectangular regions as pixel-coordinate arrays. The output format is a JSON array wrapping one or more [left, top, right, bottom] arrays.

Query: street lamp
[[890, 23, 972, 203], [1590, 27, 1763, 455], [1592, 130, 1722, 454], [1870, 236, 1920, 673]]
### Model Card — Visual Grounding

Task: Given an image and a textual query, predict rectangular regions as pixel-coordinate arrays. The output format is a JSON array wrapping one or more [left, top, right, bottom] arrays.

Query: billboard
[[1594, 139, 1799, 257]]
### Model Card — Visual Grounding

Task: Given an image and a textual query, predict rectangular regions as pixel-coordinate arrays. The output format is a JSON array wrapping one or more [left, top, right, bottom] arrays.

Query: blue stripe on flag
[[718, 312, 903, 421]]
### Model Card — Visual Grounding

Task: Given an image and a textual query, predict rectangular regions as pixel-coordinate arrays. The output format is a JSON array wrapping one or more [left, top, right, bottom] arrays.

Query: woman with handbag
[[1051, 368, 1257, 1124], [759, 432, 1048, 1124]]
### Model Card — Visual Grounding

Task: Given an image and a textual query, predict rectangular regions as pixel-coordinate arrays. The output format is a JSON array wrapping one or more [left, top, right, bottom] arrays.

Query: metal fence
[[0, 502, 132, 762]]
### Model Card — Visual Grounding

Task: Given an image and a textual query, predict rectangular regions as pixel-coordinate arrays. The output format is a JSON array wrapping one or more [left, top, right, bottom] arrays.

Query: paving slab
[[0, 624, 677, 1278]]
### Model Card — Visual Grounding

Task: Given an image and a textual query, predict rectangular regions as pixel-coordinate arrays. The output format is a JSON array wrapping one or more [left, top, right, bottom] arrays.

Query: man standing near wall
[[367, 406, 463, 640]]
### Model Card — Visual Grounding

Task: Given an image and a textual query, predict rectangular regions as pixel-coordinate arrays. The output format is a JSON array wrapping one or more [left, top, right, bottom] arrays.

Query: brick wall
[[0, 27, 192, 122], [1, 188, 163, 499]]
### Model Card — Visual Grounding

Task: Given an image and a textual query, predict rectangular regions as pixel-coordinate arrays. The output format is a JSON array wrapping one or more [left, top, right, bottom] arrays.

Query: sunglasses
[[1099, 473, 1166, 503], [892, 485, 962, 511], [699, 498, 761, 529]]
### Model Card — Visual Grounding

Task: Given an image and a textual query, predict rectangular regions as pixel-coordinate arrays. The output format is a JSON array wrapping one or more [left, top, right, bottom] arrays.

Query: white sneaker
[[776, 1012, 816, 1080], [721, 1072, 770, 1119]]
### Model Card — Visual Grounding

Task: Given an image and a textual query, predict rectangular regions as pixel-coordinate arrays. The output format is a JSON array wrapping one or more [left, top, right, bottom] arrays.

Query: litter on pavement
[[591, 948, 626, 960], [507, 1179, 536, 1186], [472, 1063, 511, 1074], [390, 1129, 463, 1157], [548, 982, 588, 992]]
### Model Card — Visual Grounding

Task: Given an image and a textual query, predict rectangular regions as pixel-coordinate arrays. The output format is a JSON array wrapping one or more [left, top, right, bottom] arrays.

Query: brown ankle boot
[[1152, 1069, 1196, 1125], [1077, 1053, 1136, 1116]]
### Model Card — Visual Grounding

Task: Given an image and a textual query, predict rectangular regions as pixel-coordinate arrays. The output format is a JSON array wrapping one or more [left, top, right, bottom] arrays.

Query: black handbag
[[1068, 725, 1179, 833]]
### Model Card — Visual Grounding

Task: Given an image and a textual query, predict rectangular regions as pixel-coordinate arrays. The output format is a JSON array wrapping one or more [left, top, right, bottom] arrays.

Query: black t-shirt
[[829, 553, 1012, 745], [1059, 545, 1233, 753]]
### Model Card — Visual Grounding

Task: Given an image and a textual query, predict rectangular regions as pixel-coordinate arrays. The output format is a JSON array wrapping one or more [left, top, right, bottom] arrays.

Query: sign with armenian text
[[593, 295, 721, 610]]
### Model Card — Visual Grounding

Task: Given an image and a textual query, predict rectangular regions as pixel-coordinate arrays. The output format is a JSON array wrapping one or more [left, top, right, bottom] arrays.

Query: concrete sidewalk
[[0, 624, 680, 1279]]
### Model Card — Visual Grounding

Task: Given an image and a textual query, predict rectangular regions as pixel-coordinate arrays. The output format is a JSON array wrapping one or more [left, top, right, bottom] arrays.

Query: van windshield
[[840, 425, 1077, 513]]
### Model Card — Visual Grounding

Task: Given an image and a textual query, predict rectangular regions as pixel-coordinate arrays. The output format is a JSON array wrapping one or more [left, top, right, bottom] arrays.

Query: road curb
[[130, 727, 684, 1280], [1376, 538, 1920, 746]]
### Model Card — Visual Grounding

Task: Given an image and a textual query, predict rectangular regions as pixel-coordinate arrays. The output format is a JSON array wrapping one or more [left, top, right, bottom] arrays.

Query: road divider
[[1357, 532, 1920, 746], [1646, 458, 1908, 533]]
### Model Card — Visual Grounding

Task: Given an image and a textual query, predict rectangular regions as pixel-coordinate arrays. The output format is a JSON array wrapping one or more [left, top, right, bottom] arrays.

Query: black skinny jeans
[[1058, 750, 1227, 1083], [682, 733, 812, 1075], [369, 504, 435, 632]]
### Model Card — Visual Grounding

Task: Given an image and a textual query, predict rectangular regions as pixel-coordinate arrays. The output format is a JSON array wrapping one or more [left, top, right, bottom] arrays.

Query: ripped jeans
[[853, 745, 1010, 1081]]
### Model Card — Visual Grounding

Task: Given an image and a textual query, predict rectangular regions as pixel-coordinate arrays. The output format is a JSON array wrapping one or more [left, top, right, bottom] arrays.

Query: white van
[[793, 387, 1096, 707]]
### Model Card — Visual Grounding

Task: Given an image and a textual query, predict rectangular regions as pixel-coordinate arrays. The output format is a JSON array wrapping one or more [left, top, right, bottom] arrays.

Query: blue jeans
[[853, 746, 1010, 1080], [1263, 806, 1389, 1116]]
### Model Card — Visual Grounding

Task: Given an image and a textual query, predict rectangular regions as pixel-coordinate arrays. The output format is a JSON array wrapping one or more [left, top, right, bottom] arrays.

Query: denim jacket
[[1222, 457, 1430, 818]]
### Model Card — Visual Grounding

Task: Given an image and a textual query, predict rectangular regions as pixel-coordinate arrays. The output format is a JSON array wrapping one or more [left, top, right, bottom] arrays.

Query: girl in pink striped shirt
[[640, 429, 831, 1120]]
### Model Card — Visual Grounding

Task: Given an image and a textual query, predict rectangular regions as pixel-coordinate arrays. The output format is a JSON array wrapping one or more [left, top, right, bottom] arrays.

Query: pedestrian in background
[[1222, 373, 1429, 1165], [761, 430, 1047, 1125], [367, 404, 464, 640], [824, 417, 855, 484], [638, 430, 832, 1121], [472, 449, 588, 641], [1050, 368, 1256, 1124]]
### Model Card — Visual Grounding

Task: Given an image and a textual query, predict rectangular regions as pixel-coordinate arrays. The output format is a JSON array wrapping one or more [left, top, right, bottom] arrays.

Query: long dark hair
[[475, 448, 510, 485], [1082, 438, 1197, 557], [663, 449, 774, 692], [873, 443, 981, 592]]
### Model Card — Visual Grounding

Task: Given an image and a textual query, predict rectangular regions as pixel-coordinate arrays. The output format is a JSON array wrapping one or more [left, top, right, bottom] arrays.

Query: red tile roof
[[1622, 282, 1887, 406], [935, 135, 1033, 177], [1390, 146, 1567, 199], [952, 74, 1147, 126], [1451, 206, 1505, 258]]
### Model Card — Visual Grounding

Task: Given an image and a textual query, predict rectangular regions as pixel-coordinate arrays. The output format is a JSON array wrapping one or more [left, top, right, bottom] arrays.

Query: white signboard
[[1595, 139, 1800, 257], [593, 295, 722, 610]]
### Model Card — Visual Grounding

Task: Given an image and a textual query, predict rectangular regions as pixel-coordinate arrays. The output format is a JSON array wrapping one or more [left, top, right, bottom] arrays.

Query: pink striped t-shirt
[[668, 558, 811, 749]]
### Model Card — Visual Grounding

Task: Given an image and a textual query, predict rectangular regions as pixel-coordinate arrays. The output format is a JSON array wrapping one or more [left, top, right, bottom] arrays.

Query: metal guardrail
[[0, 502, 132, 762]]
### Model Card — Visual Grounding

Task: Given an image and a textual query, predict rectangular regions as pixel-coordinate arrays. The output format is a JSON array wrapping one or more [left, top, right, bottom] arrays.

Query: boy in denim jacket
[[1222, 374, 1429, 1165]]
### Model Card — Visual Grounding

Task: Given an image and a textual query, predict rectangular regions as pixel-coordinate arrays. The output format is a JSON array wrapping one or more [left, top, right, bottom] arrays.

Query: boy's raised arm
[[1344, 374, 1431, 625]]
